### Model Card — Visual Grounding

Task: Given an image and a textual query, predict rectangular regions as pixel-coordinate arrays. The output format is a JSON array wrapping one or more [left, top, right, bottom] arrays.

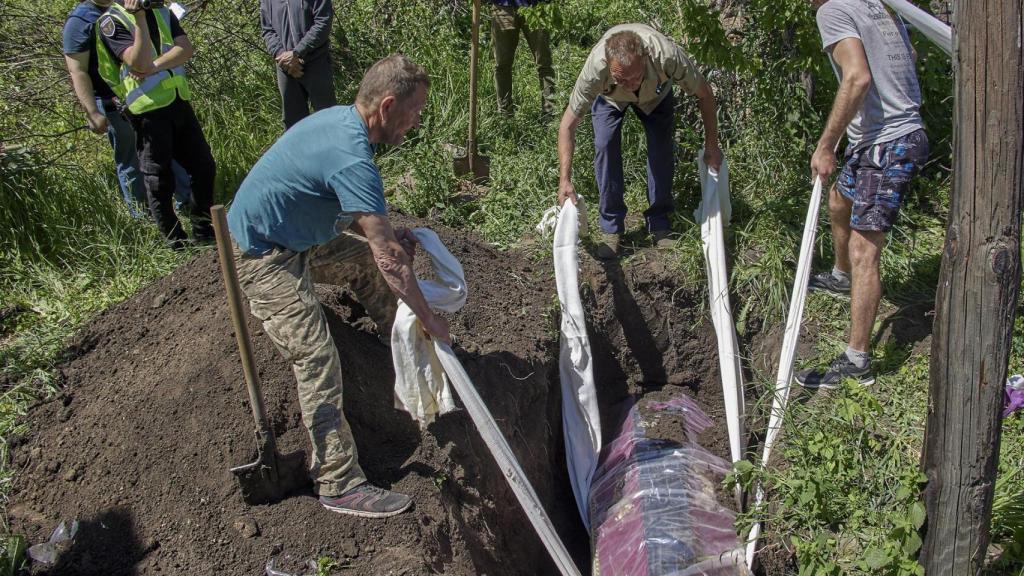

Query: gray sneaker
[[319, 483, 412, 518], [808, 271, 851, 295], [795, 353, 875, 389]]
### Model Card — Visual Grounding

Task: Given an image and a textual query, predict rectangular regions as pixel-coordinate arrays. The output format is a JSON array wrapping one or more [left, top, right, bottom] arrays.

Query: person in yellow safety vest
[[95, 0, 215, 248], [62, 0, 193, 220]]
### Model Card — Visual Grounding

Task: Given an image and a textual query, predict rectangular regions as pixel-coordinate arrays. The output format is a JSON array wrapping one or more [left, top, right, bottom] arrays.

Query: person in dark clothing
[[486, 0, 555, 118], [260, 0, 336, 129], [96, 0, 216, 247]]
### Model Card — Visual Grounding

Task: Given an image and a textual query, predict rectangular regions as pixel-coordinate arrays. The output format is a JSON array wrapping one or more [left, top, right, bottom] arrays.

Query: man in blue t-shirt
[[61, 0, 191, 218], [228, 54, 450, 518]]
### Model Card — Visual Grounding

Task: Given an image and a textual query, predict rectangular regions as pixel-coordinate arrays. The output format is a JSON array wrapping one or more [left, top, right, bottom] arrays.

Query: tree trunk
[[919, 1, 1023, 573]]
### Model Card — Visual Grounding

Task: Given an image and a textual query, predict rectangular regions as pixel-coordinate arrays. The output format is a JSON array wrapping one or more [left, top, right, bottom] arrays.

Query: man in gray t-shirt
[[797, 0, 929, 390], [818, 0, 923, 148]]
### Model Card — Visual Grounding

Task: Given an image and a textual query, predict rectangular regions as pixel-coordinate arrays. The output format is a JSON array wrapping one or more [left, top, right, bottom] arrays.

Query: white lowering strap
[[745, 176, 824, 569]]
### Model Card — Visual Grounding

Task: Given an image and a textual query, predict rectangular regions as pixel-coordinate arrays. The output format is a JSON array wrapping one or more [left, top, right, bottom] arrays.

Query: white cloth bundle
[[391, 229, 467, 428]]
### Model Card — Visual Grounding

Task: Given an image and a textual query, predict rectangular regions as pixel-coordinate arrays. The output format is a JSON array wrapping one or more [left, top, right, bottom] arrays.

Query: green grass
[[0, 0, 1021, 573]]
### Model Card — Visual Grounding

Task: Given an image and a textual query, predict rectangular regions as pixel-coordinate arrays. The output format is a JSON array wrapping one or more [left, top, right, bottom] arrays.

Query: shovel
[[210, 205, 308, 505], [452, 0, 490, 183]]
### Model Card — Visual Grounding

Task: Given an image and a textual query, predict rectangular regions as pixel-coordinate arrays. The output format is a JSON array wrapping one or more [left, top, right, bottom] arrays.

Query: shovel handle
[[210, 205, 273, 439], [468, 0, 480, 158]]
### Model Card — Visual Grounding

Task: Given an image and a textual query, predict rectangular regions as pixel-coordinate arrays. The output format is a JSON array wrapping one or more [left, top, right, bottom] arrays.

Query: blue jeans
[[592, 93, 676, 234], [99, 98, 192, 219]]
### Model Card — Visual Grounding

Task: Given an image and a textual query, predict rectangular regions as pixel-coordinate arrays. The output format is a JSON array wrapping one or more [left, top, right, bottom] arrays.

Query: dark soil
[[8, 212, 736, 576]]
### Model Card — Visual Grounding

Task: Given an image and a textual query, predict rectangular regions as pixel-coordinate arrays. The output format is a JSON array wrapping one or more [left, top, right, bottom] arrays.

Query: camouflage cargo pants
[[234, 232, 398, 497]]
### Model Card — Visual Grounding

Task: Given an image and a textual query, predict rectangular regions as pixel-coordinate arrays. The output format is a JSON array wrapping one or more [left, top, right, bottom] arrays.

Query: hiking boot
[[319, 483, 412, 518], [808, 270, 851, 296], [596, 233, 621, 260], [651, 230, 676, 250], [795, 353, 875, 389]]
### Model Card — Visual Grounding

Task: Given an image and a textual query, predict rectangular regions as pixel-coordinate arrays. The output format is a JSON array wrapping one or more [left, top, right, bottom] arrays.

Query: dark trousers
[[131, 98, 216, 245], [276, 54, 337, 129], [592, 93, 676, 234]]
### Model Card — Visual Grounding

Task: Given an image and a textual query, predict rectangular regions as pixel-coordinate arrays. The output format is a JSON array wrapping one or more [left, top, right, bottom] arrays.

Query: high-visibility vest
[[94, 3, 191, 114]]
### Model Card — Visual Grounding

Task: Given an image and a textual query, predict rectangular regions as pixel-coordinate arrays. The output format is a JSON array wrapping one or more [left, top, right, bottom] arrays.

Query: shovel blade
[[231, 448, 308, 505], [453, 150, 491, 184]]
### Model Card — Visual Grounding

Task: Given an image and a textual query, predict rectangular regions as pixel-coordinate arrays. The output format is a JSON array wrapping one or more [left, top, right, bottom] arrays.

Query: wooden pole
[[920, 1, 1023, 573]]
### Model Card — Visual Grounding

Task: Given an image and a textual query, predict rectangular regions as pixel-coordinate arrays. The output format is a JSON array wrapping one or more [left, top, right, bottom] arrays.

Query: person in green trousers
[[487, 0, 556, 118]]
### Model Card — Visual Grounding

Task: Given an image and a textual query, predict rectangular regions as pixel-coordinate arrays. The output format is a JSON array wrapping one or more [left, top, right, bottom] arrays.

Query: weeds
[[0, 535, 26, 576], [315, 555, 341, 576]]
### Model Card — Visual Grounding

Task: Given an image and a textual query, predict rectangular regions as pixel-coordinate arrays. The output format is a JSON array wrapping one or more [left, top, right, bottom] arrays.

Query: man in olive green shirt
[[556, 24, 723, 258]]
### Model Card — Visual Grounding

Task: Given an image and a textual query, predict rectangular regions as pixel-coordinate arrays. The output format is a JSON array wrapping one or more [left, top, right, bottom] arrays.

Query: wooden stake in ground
[[919, 1, 1022, 572]]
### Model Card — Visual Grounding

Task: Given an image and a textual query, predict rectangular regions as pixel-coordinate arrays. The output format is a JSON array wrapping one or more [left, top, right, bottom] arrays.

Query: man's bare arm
[[151, 34, 194, 73], [811, 37, 872, 180], [64, 52, 108, 133], [557, 107, 581, 206], [694, 79, 723, 170], [354, 213, 451, 343], [119, 0, 156, 74]]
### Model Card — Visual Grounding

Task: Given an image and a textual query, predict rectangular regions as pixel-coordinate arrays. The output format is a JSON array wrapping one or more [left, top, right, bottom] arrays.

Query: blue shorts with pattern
[[836, 129, 928, 232]]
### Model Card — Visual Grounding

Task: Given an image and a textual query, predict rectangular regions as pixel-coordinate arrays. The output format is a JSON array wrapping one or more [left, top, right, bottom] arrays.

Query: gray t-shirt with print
[[816, 0, 923, 149]]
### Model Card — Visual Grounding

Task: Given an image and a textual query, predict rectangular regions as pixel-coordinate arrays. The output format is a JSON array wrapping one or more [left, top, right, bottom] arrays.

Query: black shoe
[[191, 217, 215, 246], [808, 271, 851, 296], [795, 353, 875, 389]]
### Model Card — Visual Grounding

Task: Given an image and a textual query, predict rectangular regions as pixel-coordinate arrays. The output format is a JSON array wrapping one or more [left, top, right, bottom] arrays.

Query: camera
[[140, 0, 165, 9]]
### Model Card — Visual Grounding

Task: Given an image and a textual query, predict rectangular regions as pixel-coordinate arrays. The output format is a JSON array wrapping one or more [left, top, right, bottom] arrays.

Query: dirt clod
[[232, 517, 259, 539]]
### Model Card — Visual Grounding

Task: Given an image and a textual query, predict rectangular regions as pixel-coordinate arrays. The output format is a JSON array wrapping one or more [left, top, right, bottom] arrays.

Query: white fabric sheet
[[391, 229, 467, 428], [694, 153, 733, 227], [553, 201, 602, 528], [746, 177, 824, 568], [694, 154, 745, 505], [536, 197, 590, 238]]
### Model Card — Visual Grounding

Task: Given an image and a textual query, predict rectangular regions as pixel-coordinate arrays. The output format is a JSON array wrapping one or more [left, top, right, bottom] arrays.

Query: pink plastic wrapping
[[589, 394, 747, 575]]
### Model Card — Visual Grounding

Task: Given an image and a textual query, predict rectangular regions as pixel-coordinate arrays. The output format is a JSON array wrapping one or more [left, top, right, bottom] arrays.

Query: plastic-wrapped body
[[589, 395, 747, 575]]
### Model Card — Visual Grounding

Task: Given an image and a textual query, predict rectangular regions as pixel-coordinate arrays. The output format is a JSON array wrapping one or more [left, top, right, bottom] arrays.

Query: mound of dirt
[[8, 212, 734, 575]]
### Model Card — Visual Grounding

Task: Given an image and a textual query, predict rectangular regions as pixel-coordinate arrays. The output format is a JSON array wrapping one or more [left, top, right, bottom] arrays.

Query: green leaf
[[909, 502, 927, 529], [903, 530, 923, 556], [864, 546, 891, 570], [733, 459, 755, 474]]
